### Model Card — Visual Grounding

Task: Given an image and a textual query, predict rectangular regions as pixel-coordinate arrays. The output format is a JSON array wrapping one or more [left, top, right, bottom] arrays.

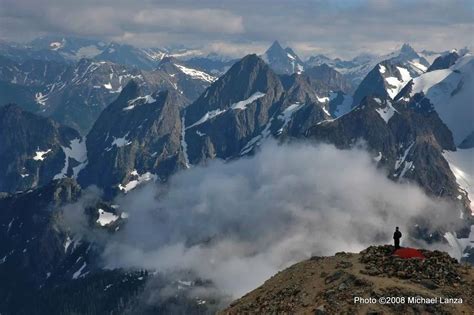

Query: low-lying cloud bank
[[65, 141, 458, 300]]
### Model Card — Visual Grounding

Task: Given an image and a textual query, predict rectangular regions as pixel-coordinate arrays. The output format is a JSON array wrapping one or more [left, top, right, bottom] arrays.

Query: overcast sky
[[1, 0, 472, 58]]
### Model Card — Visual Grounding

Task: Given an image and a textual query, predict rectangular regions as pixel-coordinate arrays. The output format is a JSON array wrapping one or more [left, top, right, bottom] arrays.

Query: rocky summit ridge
[[222, 245, 474, 314]]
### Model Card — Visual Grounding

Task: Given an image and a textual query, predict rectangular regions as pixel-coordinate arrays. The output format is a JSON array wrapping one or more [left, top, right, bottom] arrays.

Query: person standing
[[393, 227, 402, 249]]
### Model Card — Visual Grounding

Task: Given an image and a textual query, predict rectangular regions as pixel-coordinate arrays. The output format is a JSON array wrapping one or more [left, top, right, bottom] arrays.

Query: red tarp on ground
[[393, 247, 425, 259]]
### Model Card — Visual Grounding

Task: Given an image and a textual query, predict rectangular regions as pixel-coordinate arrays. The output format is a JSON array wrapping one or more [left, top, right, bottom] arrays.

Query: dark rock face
[[0, 56, 68, 113], [0, 179, 81, 309], [79, 81, 187, 194], [184, 54, 284, 163], [0, 56, 66, 88], [428, 51, 460, 72], [0, 178, 149, 314], [352, 60, 410, 107], [0, 104, 83, 193], [185, 54, 284, 123], [183, 54, 330, 164], [459, 131, 474, 149], [44, 59, 148, 133], [304, 64, 353, 93], [305, 95, 465, 210]]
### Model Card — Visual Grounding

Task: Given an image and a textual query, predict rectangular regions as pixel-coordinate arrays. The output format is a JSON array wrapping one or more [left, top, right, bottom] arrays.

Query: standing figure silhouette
[[393, 227, 402, 249]]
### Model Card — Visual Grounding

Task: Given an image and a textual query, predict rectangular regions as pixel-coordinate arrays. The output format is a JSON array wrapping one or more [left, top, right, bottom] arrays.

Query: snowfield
[[175, 64, 217, 83], [410, 55, 474, 145], [96, 208, 119, 226], [443, 147, 474, 213]]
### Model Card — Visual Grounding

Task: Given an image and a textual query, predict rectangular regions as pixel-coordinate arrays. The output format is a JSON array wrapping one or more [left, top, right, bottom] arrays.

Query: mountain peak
[[158, 55, 180, 66], [239, 53, 267, 66], [400, 43, 417, 55], [427, 50, 460, 72], [262, 41, 304, 74], [109, 79, 141, 107], [122, 79, 140, 94], [269, 40, 284, 51]]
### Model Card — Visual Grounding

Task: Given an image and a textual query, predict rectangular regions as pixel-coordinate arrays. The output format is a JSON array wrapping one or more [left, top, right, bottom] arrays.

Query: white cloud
[[132, 8, 244, 35], [64, 141, 459, 302], [0, 0, 471, 58]]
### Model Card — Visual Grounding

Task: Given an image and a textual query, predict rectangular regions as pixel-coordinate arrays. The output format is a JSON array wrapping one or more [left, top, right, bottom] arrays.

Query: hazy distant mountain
[[306, 44, 430, 88], [0, 55, 215, 133], [261, 40, 305, 75]]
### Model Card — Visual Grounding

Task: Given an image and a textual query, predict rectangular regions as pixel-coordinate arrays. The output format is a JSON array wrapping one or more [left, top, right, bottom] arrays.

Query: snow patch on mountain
[[181, 116, 191, 168], [186, 109, 226, 129], [33, 149, 52, 161], [375, 102, 398, 123], [231, 92, 266, 110], [395, 142, 414, 171], [399, 160, 414, 179], [410, 69, 452, 96], [96, 208, 119, 226], [385, 67, 412, 99], [443, 147, 474, 213], [35, 92, 48, 106], [317, 96, 329, 103], [277, 102, 304, 134], [106, 133, 132, 151], [240, 117, 275, 156], [49, 41, 64, 51], [188, 92, 268, 129], [175, 64, 216, 83], [72, 262, 87, 279], [397, 66, 411, 82], [123, 95, 156, 111], [408, 60, 428, 73], [411, 55, 474, 144], [118, 171, 157, 193], [54, 138, 88, 179]]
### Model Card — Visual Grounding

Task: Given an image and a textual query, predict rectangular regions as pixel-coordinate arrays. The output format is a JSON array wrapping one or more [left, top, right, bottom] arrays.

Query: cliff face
[[222, 246, 474, 315]]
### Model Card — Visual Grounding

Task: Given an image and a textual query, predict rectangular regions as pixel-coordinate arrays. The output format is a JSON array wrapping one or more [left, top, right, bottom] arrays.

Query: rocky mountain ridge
[[0, 54, 215, 133], [0, 104, 84, 193], [222, 245, 474, 314]]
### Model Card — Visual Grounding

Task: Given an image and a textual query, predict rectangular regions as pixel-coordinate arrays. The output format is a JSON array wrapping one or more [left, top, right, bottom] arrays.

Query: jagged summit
[[400, 43, 417, 55], [157, 55, 181, 66], [184, 53, 280, 125], [427, 51, 460, 71], [269, 40, 284, 51], [261, 41, 304, 74], [222, 245, 474, 314]]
